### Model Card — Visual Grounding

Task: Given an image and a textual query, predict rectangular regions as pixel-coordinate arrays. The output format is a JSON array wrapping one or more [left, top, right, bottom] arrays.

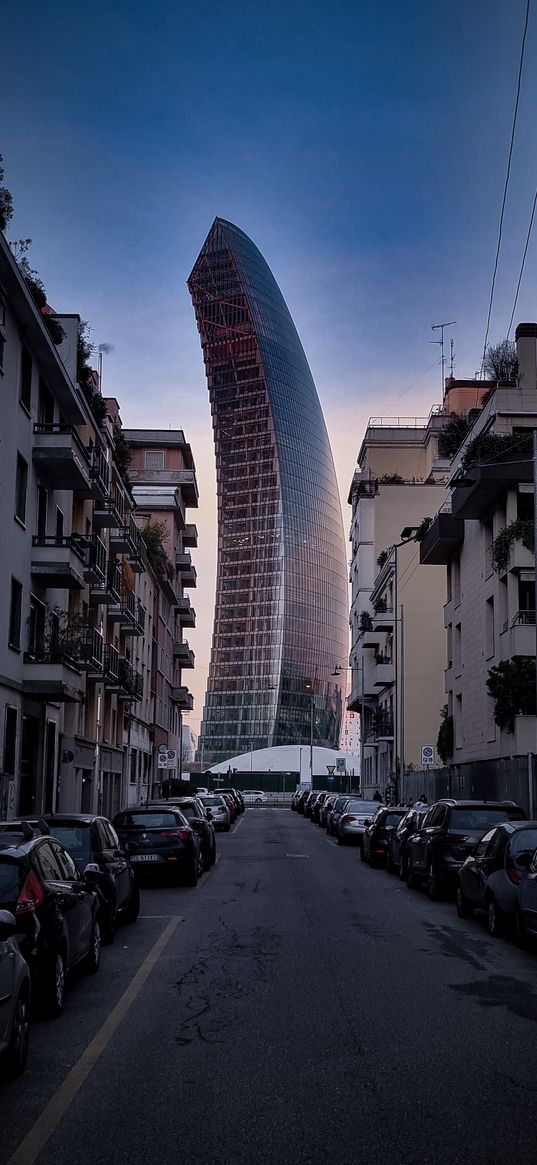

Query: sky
[[2, 0, 537, 733]]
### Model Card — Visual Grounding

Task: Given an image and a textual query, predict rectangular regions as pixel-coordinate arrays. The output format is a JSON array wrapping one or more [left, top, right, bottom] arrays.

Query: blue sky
[[3, 0, 537, 728]]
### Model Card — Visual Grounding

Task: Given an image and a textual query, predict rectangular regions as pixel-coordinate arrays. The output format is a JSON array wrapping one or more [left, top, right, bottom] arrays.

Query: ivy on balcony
[[486, 657, 536, 733], [359, 611, 373, 632], [491, 519, 534, 573], [436, 704, 453, 764]]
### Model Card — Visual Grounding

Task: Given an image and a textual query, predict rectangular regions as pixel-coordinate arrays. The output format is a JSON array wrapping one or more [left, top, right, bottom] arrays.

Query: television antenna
[[431, 321, 456, 400]]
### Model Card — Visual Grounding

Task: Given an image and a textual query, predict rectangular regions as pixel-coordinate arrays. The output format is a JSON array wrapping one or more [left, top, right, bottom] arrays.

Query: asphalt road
[[2, 809, 537, 1165]]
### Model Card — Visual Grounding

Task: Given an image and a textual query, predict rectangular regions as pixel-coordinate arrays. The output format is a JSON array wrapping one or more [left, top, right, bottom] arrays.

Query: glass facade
[[188, 218, 348, 764]]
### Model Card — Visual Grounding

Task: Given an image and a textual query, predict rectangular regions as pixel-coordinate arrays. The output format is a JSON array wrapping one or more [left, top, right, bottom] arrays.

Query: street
[[2, 809, 537, 1165]]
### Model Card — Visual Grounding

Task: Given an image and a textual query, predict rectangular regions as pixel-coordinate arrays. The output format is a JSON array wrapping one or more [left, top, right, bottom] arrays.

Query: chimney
[[515, 322, 537, 391]]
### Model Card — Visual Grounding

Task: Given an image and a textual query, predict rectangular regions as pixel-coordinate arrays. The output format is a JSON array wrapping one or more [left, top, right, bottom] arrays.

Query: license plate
[[130, 854, 159, 862]]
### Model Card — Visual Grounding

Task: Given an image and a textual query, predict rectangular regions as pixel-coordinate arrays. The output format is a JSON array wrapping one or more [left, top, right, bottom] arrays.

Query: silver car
[[200, 795, 230, 832], [337, 800, 381, 846], [0, 910, 31, 1078]]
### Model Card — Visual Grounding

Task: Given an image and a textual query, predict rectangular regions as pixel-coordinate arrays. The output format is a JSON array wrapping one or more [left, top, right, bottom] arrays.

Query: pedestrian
[[373, 789, 383, 803], [418, 792, 427, 803]]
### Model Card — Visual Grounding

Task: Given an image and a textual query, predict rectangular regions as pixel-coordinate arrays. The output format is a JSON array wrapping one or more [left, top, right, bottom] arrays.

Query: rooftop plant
[[438, 413, 473, 460], [379, 473, 404, 485], [359, 611, 373, 632], [0, 154, 13, 231], [141, 520, 173, 581], [460, 429, 532, 474], [483, 339, 519, 384]]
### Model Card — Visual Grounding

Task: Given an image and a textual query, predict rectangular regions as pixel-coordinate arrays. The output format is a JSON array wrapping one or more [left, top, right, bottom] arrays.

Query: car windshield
[[47, 824, 91, 858], [202, 798, 225, 807], [510, 828, 537, 860], [115, 812, 180, 828], [448, 807, 524, 833], [384, 813, 405, 826], [0, 859, 21, 905], [179, 805, 197, 819]]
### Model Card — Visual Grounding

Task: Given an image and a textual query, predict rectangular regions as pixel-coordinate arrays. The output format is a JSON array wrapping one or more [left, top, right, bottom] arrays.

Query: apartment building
[[347, 397, 485, 800], [125, 429, 198, 790], [0, 233, 198, 819], [420, 324, 537, 767]]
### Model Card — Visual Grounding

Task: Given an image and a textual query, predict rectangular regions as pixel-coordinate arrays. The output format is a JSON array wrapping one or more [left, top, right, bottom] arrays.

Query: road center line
[[7, 916, 183, 1165]]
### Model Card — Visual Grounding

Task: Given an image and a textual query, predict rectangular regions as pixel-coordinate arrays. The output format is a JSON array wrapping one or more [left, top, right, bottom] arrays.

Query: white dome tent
[[207, 745, 360, 786]]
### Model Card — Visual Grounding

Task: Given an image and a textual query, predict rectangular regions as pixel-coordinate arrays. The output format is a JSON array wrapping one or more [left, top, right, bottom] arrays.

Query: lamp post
[[306, 680, 315, 784], [390, 526, 420, 805]]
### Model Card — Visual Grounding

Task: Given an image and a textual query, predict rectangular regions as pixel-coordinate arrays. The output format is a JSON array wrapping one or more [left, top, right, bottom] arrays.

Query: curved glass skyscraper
[[188, 218, 348, 765]]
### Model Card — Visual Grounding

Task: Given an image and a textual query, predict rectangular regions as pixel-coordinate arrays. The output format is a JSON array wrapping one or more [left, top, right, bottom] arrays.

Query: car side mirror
[[517, 852, 532, 869], [0, 909, 17, 941], [206, 809, 213, 820], [363, 819, 371, 827], [83, 862, 101, 882]]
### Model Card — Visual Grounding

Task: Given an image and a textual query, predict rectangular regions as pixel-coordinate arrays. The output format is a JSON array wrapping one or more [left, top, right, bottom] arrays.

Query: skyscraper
[[188, 218, 348, 765]]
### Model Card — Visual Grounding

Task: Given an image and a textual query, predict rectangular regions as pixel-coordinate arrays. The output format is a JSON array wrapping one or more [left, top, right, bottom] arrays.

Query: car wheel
[[255, 798, 263, 804], [456, 885, 473, 919], [515, 907, 529, 949], [427, 862, 441, 901], [85, 919, 102, 974], [487, 896, 504, 937], [3, 987, 30, 1078], [43, 948, 66, 1017], [122, 882, 140, 926]]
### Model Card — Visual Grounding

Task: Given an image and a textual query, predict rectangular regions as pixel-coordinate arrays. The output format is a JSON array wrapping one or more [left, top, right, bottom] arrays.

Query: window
[[38, 378, 54, 426], [20, 346, 32, 411], [144, 450, 165, 470], [28, 596, 46, 657], [3, 706, 17, 775], [55, 507, 64, 539], [36, 485, 48, 538], [8, 578, 22, 650], [34, 840, 64, 882], [15, 454, 28, 524], [485, 596, 495, 659], [50, 840, 78, 881]]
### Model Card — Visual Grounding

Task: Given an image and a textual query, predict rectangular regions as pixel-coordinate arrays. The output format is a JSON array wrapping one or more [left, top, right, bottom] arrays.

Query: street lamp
[[389, 526, 420, 804], [305, 680, 315, 784]]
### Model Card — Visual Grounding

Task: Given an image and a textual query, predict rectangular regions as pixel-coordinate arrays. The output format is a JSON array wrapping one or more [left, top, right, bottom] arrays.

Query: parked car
[[516, 846, 537, 945], [0, 824, 100, 1016], [387, 805, 429, 878], [0, 910, 31, 1078], [113, 808, 203, 885], [406, 800, 526, 900], [199, 795, 230, 832], [361, 806, 407, 863], [327, 795, 352, 836], [218, 789, 245, 814], [456, 821, 537, 936], [39, 814, 139, 944], [242, 790, 267, 805], [296, 789, 311, 815], [337, 800, 382, 846], [311, 792, 331, 824], [220, 793, 238, 822], [320, 794, 339, 828], [304, 792, 320, 819], [168, 798, 216, 871]]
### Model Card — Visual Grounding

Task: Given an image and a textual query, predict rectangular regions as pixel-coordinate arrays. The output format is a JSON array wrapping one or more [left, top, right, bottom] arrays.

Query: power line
[[480, 0, 531, 373], [507, 189, 537, 337]]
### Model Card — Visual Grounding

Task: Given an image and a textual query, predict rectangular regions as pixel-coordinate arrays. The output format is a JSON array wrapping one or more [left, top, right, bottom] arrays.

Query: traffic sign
[[157, 749, 178, 769], [421, 745, 435, 766]]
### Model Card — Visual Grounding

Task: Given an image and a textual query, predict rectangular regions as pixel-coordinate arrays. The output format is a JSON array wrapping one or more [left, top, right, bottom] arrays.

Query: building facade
[[420, 325, 537, 767], [188, 217, 348, 764], [347, 410, 455, 799]]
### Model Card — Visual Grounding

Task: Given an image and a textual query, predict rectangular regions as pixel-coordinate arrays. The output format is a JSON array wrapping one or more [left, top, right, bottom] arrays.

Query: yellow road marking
[[8, 916, 182, 1165]]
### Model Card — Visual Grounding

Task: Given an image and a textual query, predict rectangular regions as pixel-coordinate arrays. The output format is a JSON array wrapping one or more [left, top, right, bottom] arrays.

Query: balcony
[[23, 650, 83, 702], [78, 626, 105, 680], [419, 511, 464, 565], [130, 467, 199, 506], [94, 487, 126, 534], [90, 560, 122, 606], [90, 447, 111, 502], [84, 535, 107, 585], [171, 685, 194, 710], [31, 536, 86, 589], [451, 459, 533, 521], [502, 540, 534, 575], [175, 551, 197, 588], [361, 628, 381, 650], [103, 644, 120, 687], [183, 524, 198, 548], [172, 639, 195, 668], [175, 597, 196, 627], [372, 713, 394, 741], [501, 611, 536, 659], [32, 424, 92, 494], [108, 590, 145, 635], [373, 656, 395, 686], [372, 603, 394, 632], [116, 657, 144, 702]]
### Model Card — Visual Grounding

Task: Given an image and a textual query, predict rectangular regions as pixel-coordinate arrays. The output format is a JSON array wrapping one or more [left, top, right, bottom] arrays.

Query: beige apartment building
[[347, 383, 489, 800], [420, 324, 537, 768]]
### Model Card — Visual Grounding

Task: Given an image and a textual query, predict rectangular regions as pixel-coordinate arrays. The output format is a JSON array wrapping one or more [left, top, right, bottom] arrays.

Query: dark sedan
[[407, 799, 526, 900], [457, 821, 537, 936], [0, 825, 100, 1016], [361, 807, 407, 867], [166, 798, 216, 871], [517, 847, 537, 945], [40, 814, 140, 943], [387, 805, 429, 878], [113, 807, 203, 886]]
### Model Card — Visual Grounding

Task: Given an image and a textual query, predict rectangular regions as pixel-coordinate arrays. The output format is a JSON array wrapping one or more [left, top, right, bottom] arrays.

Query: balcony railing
[[117, 657, 144, 701], [172, 639, 195, 668], [90, 559, 122, 606], [32, 424, 91, 494], [175, 597, 196, 627], [90, 447, 110, 500], [103, 644, 120, 685], [126, 518, 147, 572], [78, 626, 105, 678], [84, 534, 107, 585], [108, 589, 145, 634], [171, 685, 194, 710], [31, 535, 86, 589]]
